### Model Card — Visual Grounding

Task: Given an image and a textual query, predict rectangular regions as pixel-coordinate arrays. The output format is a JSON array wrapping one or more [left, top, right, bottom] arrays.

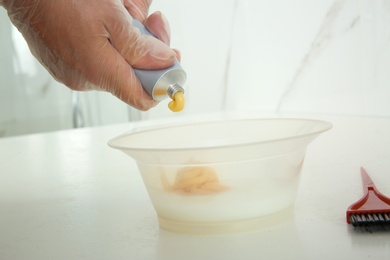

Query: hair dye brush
[[346, 167, 390, 231]]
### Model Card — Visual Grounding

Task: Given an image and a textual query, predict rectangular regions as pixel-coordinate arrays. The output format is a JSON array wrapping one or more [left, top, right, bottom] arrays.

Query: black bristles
[[350, 213, 390, 232]]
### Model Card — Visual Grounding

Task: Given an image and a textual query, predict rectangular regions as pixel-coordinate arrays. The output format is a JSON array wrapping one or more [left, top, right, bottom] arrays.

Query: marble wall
[[1, 0, 389, 136], [143, 0, 390, 118]]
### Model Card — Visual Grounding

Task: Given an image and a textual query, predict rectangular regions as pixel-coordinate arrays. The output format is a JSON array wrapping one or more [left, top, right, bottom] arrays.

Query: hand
[[2, 0, 177, 110]]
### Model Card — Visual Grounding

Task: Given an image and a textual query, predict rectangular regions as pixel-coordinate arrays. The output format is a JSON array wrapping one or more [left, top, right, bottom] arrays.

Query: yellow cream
[[162, 166, 228, 195], [168, 91, 185, 112]]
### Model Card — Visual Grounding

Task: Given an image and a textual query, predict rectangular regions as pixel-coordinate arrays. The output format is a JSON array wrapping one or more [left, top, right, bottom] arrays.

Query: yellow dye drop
[[168, 91, 185, 112]]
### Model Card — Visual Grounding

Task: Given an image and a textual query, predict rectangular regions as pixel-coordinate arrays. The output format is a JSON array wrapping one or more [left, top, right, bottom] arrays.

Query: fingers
[[107, 11, 176, 70], [89, 4, 174, 110], [144, 11, 171, 45], [102, 1, 175, 109], [107, 9, 182, 109], [173, 48, 181, 62], [90, 39, 158, 110], [128, 36, 176, 69], [144, 12, 182, 62], [123, 0, 152, 23]]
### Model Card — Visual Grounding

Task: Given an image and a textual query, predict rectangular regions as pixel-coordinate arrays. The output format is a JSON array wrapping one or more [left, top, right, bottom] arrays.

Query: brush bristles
[[350, 213, 390, 231]]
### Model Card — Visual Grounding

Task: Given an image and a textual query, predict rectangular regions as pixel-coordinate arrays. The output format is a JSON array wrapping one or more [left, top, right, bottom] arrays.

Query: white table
[[1, 114, 390, 259]]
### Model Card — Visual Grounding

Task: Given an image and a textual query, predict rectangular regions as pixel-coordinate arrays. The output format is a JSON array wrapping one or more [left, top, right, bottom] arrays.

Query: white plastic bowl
[[108, 118, 332, 234]]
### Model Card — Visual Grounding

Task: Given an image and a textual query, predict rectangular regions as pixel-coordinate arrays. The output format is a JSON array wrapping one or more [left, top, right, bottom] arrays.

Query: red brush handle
[[346, 167, 390, 224], [360, 167, 376, 189]]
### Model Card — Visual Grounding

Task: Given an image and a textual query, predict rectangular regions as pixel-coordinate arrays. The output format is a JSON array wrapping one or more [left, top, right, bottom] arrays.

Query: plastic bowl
[[108, 117, 332, 234]]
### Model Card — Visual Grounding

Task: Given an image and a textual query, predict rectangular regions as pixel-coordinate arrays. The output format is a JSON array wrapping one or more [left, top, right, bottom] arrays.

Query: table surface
[[1, 114, 390, 260]]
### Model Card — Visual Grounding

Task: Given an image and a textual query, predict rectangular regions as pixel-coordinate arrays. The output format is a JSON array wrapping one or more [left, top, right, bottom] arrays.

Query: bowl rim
[[107, 117, 333, 152]]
